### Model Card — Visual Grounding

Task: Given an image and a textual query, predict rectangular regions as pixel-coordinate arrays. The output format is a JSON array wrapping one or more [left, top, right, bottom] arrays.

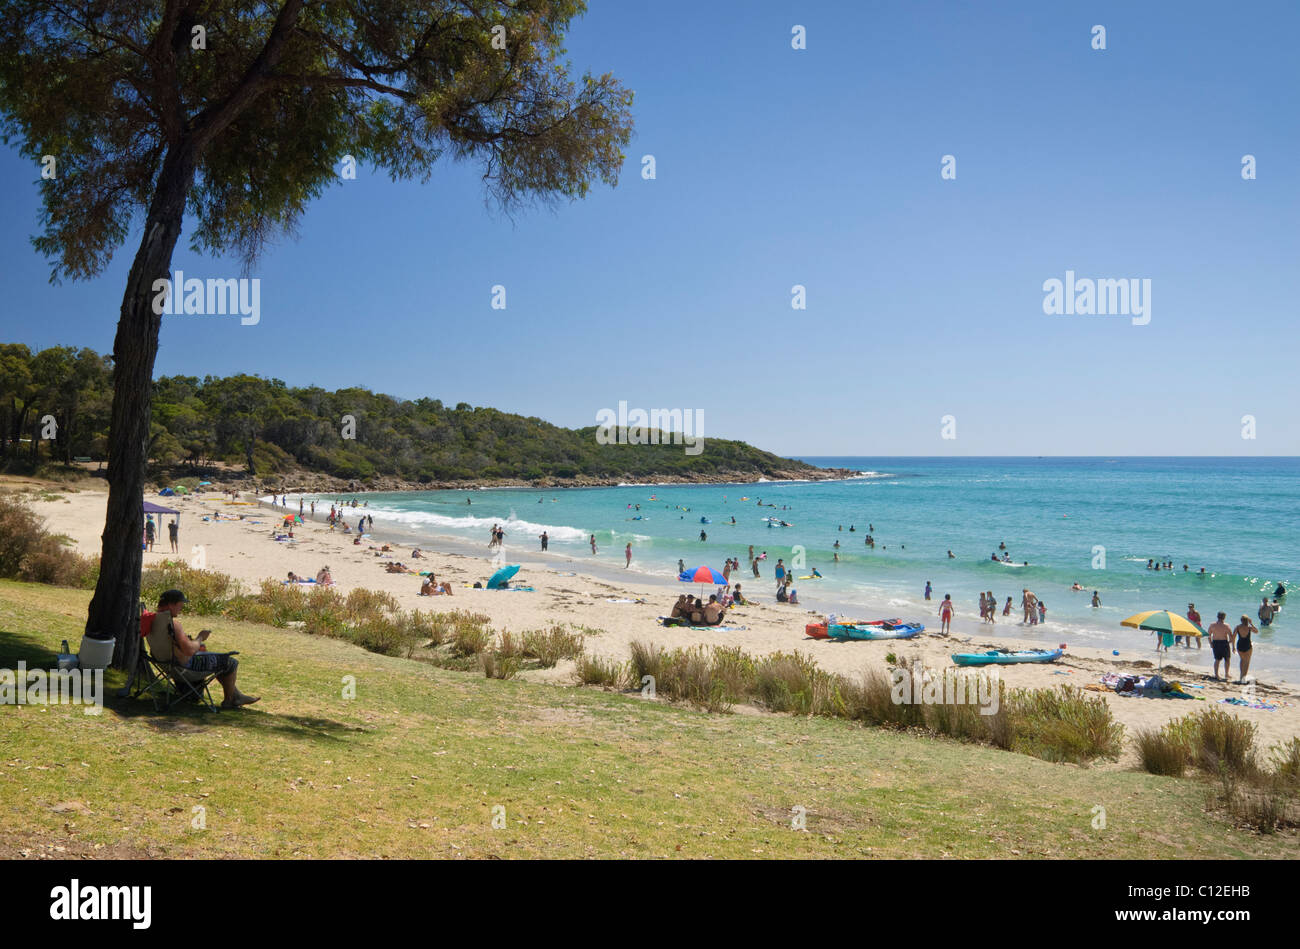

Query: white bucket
[[77, 635, 116, 671]]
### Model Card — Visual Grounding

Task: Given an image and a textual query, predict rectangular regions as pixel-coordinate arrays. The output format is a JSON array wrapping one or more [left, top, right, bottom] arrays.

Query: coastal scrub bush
[[496, 631, 523, 660], [752, 652, 829, 715], [0, 495, 97, 588], [628, 640, 663, 689], [521, 625, 585, 668], [1134, 725, 1190, 777], [1007, 687, 1123, 764], [140, 563, 242, 614], [1270, 737, 1300, 787], [655, 646, 730, 711], [1168, 708, 1258, 780], [481, 649, 521, 680], [574, 654, 627, 689], [452, 622, 493, 657]]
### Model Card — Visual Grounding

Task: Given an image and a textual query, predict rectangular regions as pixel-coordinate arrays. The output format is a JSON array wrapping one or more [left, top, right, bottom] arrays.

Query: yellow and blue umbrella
[[1121, 610, 1205, 669]]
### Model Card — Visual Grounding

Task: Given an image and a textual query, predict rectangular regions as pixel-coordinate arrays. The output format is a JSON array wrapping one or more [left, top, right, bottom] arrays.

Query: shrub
[[574, 654, 626, 689], [1167, 708, 1259, 779], [481, 650, 521, 680], [452, 622, 493, 657], [1007, 687, 1123, 764], [521, 625, 584, 668], [1269, 737, 1300, 786], [139, 564, 242, 614], [1135, 725, 1189, 777], [0, 495, 97, 587], [628, 640, 663, 690]]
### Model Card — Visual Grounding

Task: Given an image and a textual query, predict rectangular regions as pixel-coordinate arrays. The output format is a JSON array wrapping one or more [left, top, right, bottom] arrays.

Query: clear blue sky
[[1, 0, 1296, 456]]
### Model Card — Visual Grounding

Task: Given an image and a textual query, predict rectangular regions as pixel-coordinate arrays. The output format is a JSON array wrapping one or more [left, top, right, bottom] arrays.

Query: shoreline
[[22, 485, 1300, 766]]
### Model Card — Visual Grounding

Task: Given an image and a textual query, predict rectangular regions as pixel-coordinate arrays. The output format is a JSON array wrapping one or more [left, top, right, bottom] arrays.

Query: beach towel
[[1220, 697, 1287, 710]]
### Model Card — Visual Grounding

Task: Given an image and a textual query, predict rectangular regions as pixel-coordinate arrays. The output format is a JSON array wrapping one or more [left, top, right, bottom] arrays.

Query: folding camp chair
[[141, 651, 223, 713]]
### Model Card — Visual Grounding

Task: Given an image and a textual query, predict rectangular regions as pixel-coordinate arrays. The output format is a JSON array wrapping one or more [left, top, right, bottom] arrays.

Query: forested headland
[[1, 344, 842, 488]]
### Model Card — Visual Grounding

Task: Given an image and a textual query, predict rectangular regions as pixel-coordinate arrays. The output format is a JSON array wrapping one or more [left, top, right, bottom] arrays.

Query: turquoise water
[[295, 457, 1300, 683]]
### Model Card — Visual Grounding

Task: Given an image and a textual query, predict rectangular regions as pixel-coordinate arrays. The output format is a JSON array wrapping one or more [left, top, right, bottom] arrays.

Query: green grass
[[0, 580, 1293, 859]]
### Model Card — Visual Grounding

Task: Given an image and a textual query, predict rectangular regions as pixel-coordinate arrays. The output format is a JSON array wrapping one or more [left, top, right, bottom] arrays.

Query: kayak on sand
[[951, 649, 1063, 666]]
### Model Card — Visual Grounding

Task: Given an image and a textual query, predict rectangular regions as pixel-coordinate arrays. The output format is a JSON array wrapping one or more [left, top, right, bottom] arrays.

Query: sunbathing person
[[732, 583, 748, 605], [316, 566, 333, 585], [420, 576, 435, 596], [148, 589, 258, 708], [411, 548, 423, 559], [702, 595, 724, 626]]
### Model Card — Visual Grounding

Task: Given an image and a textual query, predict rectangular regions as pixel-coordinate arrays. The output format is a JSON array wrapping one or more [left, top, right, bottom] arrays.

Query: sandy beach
[[29, 486, 1300, 765]]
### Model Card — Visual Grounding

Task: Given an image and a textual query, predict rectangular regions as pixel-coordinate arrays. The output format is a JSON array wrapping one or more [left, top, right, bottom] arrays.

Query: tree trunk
[[85, 143, 196, 672]]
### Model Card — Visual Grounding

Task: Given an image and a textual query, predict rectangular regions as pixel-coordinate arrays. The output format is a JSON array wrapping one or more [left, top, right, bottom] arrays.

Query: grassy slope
[[0, 580, 1289, 859]]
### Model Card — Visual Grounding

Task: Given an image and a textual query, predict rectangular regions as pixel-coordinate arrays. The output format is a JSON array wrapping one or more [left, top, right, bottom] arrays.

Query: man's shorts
[[1211, 639, 1231, 661], [185, 652, 238, 675]]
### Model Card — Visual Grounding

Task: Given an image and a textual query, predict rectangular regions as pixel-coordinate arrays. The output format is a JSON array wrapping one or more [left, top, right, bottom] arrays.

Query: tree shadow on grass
[[2, 627, 371, 742], [0, 628, 61, 668], [111, 694, 371, 742]]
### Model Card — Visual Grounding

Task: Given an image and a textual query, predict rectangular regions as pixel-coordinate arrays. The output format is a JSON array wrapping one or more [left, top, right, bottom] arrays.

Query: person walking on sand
[[1234, 614, 1257, 683], [625, 543, 632, 568], [144, 517, 156, 552], [539, 531, 548, 551], [168, 519, 179, 553], [1207, 612, 1232, 680], [938, 594, 955, 635]]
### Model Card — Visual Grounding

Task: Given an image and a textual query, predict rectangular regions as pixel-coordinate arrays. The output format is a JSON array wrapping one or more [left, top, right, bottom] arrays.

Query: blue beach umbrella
[[487, 564, 521, 589], [678, 565, 726, 596]]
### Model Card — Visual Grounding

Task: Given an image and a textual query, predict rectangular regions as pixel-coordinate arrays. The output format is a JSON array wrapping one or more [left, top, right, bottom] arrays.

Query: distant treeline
[[0, 343, 820, 483]]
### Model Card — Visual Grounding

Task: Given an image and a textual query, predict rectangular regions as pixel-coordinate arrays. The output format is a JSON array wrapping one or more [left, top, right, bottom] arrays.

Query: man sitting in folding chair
[[147, 589, 259, 709]]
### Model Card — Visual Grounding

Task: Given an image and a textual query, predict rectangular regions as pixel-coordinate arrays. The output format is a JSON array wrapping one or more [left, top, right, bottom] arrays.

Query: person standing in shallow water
[[1234, 614, 1257, 683], [1207, 612, 1232, 681], [589, 534, 597, 555], [539, 531, 548, 551], [625, 542, 632, 568], [938, 594, 954, 634], [924, 581, 932, 601]]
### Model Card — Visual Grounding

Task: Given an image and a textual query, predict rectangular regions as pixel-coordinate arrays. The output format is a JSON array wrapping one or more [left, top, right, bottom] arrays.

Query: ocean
[[291, 457, 1300, 683]]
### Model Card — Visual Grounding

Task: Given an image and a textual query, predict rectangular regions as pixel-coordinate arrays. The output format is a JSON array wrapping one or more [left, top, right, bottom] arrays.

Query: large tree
[[0, 1, 633, 669]]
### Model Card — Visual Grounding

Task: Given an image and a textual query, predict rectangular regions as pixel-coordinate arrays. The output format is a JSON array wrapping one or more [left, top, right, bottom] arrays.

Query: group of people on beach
[[667, 593, 727, 626], [143, 515, 180, 553]]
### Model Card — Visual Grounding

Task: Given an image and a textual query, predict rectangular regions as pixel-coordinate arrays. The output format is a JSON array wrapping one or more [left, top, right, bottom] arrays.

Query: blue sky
[[1, 0, 1296, 456]]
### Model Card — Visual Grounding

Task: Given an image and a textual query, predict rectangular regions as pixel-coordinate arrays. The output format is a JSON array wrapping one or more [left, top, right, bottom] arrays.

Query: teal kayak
[[951, 649, 1062, 666], [827, 621, 925, 641]]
